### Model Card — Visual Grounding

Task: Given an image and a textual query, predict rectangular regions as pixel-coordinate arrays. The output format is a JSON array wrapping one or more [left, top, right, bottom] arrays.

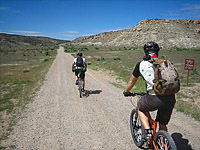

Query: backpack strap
[[144, 58, 167, 95], [147, 89, 155, 95]]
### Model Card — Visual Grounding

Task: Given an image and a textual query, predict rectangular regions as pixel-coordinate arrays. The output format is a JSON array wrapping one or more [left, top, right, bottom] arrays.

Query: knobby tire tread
[[130, 108, 145, 148], [153, 130, 177, 150]]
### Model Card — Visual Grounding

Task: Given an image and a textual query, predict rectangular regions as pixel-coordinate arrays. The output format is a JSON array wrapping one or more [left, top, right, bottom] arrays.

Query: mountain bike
[[77, 72, 83, 98], [127, 92, 177, 150]]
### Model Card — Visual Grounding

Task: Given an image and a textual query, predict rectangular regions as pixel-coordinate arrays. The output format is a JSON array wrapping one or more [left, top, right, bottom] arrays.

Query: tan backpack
[[147, 58, 180, 95]]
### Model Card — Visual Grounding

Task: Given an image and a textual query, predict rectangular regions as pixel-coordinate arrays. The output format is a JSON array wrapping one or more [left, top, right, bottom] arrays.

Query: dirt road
[[3, 47, 200, 150]]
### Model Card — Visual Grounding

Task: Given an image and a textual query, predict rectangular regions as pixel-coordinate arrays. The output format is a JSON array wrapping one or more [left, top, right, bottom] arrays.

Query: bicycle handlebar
[[123, 91, 146, 97]]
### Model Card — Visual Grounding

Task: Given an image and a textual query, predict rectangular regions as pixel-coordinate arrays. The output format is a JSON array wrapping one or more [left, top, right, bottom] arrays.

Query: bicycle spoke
[[156, 135, 170, 150], [130, 109, 145, 148], [77, 79, 82, 98], [135, 129, 142, 142]]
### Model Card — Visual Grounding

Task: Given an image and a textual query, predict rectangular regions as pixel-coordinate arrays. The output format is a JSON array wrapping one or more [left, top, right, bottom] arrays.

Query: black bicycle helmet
[[144, 42, 159, 53], [77, 52, 83, 57]]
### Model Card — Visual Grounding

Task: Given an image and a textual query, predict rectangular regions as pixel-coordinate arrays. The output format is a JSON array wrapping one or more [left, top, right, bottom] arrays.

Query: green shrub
[[191, 68, 198, 75], [113, 57, 121, 60], [194, 49, 200, 52], [23, 68, 30, 73], [161, 55, 165, 58], [175, 47, 188, 51], [97, 56, 105, 61], [44, 58, 49, 62], [45, 51, 49, 56], [81, 47, 88, 51], [64, 50, 69, 53]]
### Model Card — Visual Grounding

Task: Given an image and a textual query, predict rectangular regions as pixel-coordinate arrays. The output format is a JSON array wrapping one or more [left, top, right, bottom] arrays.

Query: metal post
[[187, 70, 190, 85]]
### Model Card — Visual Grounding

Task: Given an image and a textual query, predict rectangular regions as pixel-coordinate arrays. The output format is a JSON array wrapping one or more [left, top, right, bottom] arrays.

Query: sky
[[0, 0, 200, 41]]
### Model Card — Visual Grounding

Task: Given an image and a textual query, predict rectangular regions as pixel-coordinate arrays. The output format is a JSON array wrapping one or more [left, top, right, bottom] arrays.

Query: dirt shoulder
[[2, 47, 200, 150]]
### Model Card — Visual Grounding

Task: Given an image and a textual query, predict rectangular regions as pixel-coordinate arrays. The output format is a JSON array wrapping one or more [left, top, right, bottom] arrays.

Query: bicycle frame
[[147, 112, 170, 150]]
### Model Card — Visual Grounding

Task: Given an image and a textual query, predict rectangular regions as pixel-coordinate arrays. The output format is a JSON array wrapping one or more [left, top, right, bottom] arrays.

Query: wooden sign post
[[184, 59, 195, 85]]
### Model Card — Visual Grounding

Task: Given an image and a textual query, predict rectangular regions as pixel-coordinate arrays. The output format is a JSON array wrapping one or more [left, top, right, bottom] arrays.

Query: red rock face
[[194, 20, 200, 24]]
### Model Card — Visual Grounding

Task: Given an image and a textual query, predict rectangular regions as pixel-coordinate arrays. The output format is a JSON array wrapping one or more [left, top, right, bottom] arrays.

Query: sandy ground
[[2, 47, 200, 150]]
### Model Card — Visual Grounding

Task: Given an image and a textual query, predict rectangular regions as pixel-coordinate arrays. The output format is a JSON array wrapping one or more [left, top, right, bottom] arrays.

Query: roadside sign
[[184, 59, 195, 85], [184, 59, 194, 70]]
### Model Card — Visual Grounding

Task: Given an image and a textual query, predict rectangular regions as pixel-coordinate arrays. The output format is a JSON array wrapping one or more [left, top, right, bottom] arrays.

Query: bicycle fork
[[146, 112, 158, 150], [147, 112, 169, 150]]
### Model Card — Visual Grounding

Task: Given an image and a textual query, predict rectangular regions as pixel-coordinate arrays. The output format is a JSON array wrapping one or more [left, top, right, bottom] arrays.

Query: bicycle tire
[[79, 88, 82, 98], [78, 80, 82, 98], [130, 108, 145, 148], [153, 130, 177, 150]]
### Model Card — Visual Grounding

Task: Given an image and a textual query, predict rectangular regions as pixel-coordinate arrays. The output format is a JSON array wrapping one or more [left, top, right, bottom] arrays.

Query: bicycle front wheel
[[130, 108, 145, 148], [153, 130, 177, 150]]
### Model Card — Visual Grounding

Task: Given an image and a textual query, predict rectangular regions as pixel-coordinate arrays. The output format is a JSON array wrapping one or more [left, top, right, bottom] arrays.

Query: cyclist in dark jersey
[[123, 42, 176, 140]]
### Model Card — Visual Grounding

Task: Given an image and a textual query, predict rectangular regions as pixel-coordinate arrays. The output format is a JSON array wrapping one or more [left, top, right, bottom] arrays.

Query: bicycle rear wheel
[[78, 80, 82, 98], [153, 130, 177, 150], [130, 108, 145, 148]]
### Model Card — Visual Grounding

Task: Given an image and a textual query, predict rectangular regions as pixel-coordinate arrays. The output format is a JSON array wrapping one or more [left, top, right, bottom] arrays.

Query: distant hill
[[0, 33, 70, 49], [72, 19, 200, 48]]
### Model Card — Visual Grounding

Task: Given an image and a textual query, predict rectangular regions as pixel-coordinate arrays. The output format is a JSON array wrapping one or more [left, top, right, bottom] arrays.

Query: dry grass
[[0, 46, 58, 143]]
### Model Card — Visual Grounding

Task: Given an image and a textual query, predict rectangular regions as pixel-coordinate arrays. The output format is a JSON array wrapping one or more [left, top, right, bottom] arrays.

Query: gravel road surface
[[3, 47, 200, 150]]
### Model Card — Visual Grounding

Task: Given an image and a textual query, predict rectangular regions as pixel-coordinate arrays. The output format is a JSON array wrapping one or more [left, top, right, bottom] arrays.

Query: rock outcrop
[[72, 19, 200, 48]]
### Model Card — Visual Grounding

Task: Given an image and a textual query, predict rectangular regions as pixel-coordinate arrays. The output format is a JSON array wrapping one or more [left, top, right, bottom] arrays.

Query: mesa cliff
[[72, 19, 200, 48]]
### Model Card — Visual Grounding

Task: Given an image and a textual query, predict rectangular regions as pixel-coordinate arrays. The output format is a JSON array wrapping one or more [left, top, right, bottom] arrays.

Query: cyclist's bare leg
[[74, 73, 78, 85], [74, 71, 78, 81], [138, 109, 150, 129], [159, 123, 168, 132]]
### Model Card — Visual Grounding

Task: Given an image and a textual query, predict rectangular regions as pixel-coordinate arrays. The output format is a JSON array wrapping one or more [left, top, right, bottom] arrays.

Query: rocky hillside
[[0, 33, 70, 49], [72, 19, 200, 48]]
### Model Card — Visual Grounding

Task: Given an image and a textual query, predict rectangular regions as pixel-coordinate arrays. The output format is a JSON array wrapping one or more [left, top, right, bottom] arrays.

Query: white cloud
[[0, 7, 9, 11], [61, 27, 130, 40], [162, 3, 200, 20], [104, 27, 129, 32], [67, 31, 79, 34], [62, 34, 77, 37], [89, 27, 129, 35], [9, 30, 41, 34], [60, 30, 80, 34], [3, 30, 48, 37], [181, 4, 200, 11], [180, 4, 200, 19], [0, 7, 21, 13]]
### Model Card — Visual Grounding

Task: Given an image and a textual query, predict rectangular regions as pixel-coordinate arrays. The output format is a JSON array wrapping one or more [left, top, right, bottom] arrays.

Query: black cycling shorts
[[75, 69, 85, 79], [137, 94, 176, 125]]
